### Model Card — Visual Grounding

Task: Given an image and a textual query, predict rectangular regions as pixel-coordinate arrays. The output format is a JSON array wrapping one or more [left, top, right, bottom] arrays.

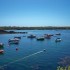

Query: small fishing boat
[[44, 34, 52, 39], [36, 37, 45, 41], [27, 35, 36, 38], [14, 36, 21, 39], [8, 38, 19, 42], [43, 49, 46, 52], [0, 43, 4, 47], [0, 50, 4, 53], [44, 34, 53, 36], [56, 33, 61, 35], [55, 38, 61, 42], [50, 34, 54, 36], [8, 38, 19, 44]]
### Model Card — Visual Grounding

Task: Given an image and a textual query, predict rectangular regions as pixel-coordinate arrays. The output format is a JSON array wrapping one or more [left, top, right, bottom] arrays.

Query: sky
[[0, 0, 70, 26]]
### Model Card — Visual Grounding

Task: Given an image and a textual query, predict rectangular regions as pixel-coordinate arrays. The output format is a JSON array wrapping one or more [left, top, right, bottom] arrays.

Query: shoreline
[[0, 26, 70, 34], [0, 26, 70, 30]]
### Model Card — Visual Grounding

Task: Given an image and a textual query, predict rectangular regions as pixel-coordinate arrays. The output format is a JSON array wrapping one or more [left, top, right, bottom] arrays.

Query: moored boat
[[43, 49, 46, 52], [0, 50, 4, 53], [0, 43, 4, 47], [8, 38, 19, 44], [27, 34, 36, 38], [44, 34, 52, 39], [55, 38, 61, 42], [14, 36, 21, 39], [36, 37, 45, 41], [56, 33, 61, 35]]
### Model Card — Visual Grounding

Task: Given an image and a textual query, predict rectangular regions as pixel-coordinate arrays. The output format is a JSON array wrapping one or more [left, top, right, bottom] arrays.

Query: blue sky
[[0, 0, 70, 26]]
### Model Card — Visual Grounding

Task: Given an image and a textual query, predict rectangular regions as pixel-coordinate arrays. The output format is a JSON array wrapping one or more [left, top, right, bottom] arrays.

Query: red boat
[[0, 50, 4, 53], [44, 34, 51, 39]]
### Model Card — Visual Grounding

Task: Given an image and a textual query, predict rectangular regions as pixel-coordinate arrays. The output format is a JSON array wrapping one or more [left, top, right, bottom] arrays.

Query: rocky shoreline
[[0, 30, 27, 34]]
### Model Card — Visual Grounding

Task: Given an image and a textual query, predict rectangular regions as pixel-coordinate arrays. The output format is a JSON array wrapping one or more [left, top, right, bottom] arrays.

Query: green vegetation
[[57, 66, 70, 70]]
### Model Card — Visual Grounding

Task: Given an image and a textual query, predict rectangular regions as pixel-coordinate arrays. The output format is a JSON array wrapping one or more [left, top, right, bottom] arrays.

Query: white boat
[[27, 35, 36, 38], [14, 36, 21, 39], [8, 38, 19, 44], [55, 38, 61, 42], [0, 43, 4, 47]]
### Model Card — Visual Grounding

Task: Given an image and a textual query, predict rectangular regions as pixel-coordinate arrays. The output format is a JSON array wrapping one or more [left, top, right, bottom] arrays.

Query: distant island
[[0, 26, 70, 34]]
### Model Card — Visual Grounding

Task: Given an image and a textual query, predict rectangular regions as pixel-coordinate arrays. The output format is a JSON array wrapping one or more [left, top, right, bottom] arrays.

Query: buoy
[[16, 47, 18, 51]]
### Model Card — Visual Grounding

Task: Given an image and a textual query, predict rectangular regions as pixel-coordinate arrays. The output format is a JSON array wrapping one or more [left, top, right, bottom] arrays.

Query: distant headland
[[0, 26, 70, 34], [0, 26, 70, 30]]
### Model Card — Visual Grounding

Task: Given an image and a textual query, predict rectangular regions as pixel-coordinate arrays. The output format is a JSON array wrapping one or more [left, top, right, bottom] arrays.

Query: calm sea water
[[0, 30, 70, 70]]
